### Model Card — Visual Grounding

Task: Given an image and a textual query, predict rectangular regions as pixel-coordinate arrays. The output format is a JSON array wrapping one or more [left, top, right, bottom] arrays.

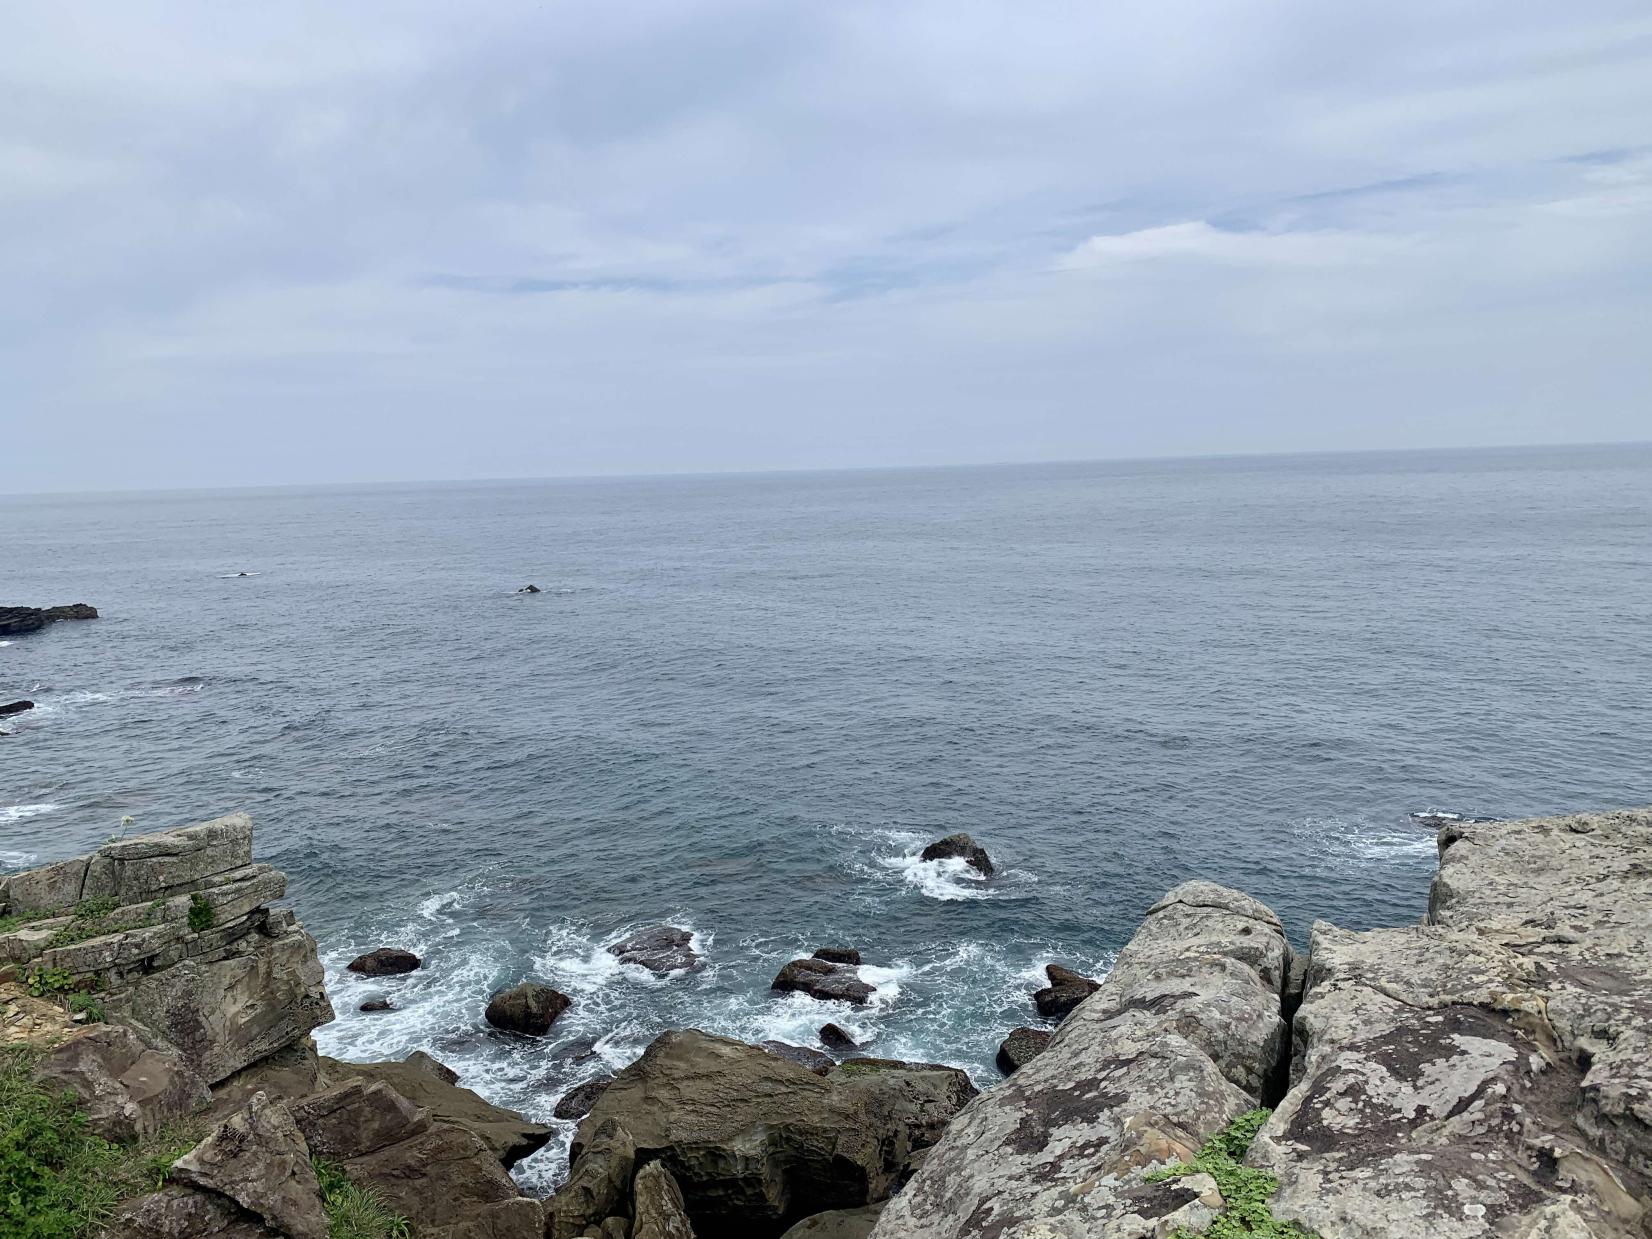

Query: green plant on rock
[[313, 1159, 411, 1239], [187, 893, 215, 932], [1147, 1108, 1317, 1238], [65, 992, 106, 1023], [24, 965, 76, 998]]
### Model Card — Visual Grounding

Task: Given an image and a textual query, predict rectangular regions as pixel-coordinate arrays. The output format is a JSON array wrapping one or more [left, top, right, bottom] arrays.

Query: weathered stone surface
[[1252, 807, 1652, 1239], [995, 1026, 1052, 1076], [830, 1058, 980, 1149], [290, 1079, 430, 1159], [210, 1040, 325, 1118], [170, 1092, 328, 1239], [34, 1023, 210, 1141], [607, 925, 701, 973], [347, 946, 421, 975], [424, 1197, 545, 1239], [813, 947, 862, 966], [485, 980, 571, 1035], [870, 881, 1286, 1239], [632, 1160, 696, 1239], [764, 1039, 835, 1074], [336, 1113, 522, 1229], [321, 1052, 553, 1167], [918, 833, 993, 875], [106, 1185, 279, 1238], [4, 854, 89, 914], [772, 957, 875, 1005], [569, 1030, 973, 1235], [554, 1074, 615, 1120], [546, 1118, 635, 1239], [780, 1204, 886, 1239], [81, 813, 255, 905]]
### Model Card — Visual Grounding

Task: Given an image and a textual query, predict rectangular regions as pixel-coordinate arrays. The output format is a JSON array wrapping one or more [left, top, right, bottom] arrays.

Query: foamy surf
[[0, 803, 58, 825], [1, 848, 39, 869], [1294, 816, 1439, 867], [880, 852, 992, 901]]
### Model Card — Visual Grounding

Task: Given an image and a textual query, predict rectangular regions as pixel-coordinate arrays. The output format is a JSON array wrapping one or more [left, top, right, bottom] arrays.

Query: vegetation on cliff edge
[[1147, 1107, 1317, 1238]]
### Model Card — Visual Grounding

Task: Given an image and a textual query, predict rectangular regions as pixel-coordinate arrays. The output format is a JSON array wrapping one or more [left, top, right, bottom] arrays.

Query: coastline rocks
[[0, 699, 33, 716], [347, 947, 421, 976], [34, 1024, 211, 1142], [812, 947, 861, 965], [107, 1185, 276, 1238], [170, 1092, 328, 1239], [773, 957, 876, 1005], [1031, 962, 1100, 1020], [993, 1026, 1051, 1077], [561, 1030, 974, 1235], [781, 1204, 886, 1239], [819, 1022, 859, 1051], [918, 833, 993, 876], [485, 981, 571, 1036], [606, 925, 701, 974], [632, 1161, 696, 1239], [763, 1040, 835, 1075], [553, 1075, 614, 1121], [0, 602, 98, 636], [870, 880, 1288, 1239]]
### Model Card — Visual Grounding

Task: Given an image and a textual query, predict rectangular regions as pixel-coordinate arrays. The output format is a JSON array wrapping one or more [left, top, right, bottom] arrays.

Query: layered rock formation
[[0, 601, 99, 635]]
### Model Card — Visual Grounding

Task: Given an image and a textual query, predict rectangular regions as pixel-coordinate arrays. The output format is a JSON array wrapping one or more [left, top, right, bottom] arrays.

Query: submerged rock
[[347, 947, 421, 976], [772, 957, 876, 1005], [993, 1027, 1051, 1076], [485, 981, 571, 1036], [359, 997, 393, 1012], [606, 924, 701, 974], [1031, 962, 1099, 1020], [917, 833, 993, 876], [518, 584, 542, 593]]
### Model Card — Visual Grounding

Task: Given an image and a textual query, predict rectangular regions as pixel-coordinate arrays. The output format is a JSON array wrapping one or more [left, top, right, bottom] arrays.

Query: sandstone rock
[[870, 881, 1287, 1239], [170, 1092, 328, 1239], [290, 1079, 429, 1160], [819, 1022, 859, 1051], [780, 1204, 886, 1239], [347, 946, 421, 975], [607, 925, 701, 973], [485, 981, 571, 1035], [994, 1026, 1051, 1076], [424, 1198, 545, 1239], [1031, 962, 1099, 1021], [209, 1041, 325, 1118], [321, 1052, 553, 1166], [554, 1074, 615, 1120], [763, 1040, 834, 1074], [106, 1186, 278, 1238], [772, 957, 875, 1005], [546, 1118, 635, 1239], [918, 833, 993, 876], [831, 1058, 979, 1149], [34, 1023, 210, 1141], [813, 947, 861, 966], [632, 1160, 696, 1239], [81, 813, 256, 906]]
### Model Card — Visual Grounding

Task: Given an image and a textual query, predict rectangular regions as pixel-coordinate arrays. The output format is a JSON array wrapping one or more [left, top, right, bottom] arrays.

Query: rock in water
[[347, 946, 421, 975], [43, 603, 98, 621], [812, 947, 861, 965], [0, 700, 34, 716], [606, 925, 701, 973], [819, 1023, 860, 1051], [553, 1075, 614, 1121], [917, 833, 993, 876], [0, 603, 97, 636], [772, 958, 876, 1005], [359, 998, 394, 1012], [485, 981, 571, 1035], [1032, 962, 1099, 1019], [518, 584, 542, 593], [170, 1092, 329, 1239], [632, 1161, 696, 1239], [994, 1027, 1051, 1076]]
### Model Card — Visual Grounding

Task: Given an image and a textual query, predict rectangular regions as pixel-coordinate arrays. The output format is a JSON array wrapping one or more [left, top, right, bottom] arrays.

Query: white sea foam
[[1, 848, 39, 869], [880, 852, 992, 901], [0, 803, 58, 825], [1294, 816, 1437, 867]]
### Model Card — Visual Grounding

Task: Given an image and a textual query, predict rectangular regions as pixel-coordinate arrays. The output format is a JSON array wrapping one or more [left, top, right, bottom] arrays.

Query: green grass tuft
[[187, 893, 215, 932], [314, 1159, 411, 1239], [1146, 1107, 1317, 1238]]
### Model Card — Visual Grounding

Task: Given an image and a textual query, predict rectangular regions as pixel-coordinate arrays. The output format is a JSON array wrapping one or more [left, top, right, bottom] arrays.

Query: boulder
[[290, 1079, 430, 1160], [424, 1198, 544, 1239], [518, 584, 542, 593], [812, 947, 861, 966], [632, 1160, 696, 1239], [169, 1092, 328, 1239], [819, 1023, 859, 1051], [917, 833, 992, 876], [545, 1118, 635, 1239], [772, 958, 875, 1005], [320, 1052, 553, 1167], [1031, 962, 1099, 1020], [606, 925, 701, 974], [829, 1059, 979, 1149], [359, 998, 394, 1012], [34, 1023, 210, 1141], [994, 1026, 1051, 1076], [554, 1074, 614, 1121], [780, 1204, 886, 1239], [0, 700, 33, 717], [106, 1186, 277, 1238], [567, 1030, 974, 1235], [485, 981, 571, 1035], [762, 1040, 834, 1075], [347, 947, 421, 976], [870, 881, 1288, 1239]]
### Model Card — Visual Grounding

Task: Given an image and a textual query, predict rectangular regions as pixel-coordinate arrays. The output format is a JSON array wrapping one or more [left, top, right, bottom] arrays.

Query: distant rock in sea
[[919, 833, 993, 876], [0, 603, 98, 636]]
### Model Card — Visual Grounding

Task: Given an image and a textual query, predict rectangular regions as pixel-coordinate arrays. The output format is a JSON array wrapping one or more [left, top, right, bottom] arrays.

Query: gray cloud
[[4, 1, 1651, 491]]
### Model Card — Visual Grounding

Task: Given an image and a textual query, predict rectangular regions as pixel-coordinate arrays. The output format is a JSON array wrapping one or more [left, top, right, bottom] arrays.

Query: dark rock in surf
[[812, 947, 861, 966], [606, 925, 701, 974], [518, 584, 542, 593], [551, 1036, 601, 1064], [772, 958, 876, 1006], [919, 833, 993, 876], [43, 603, 98, 622], [347, 947, 421, 976], [359, 998, 394, 1012], [995, 1026, 1052, 1076], [554, 1074, 615, 1120], [0, 700, 34, 717], [762, 1040, 834, 1075], [485, 981, 571, 1036], [1033, 963, 1099, 1020], [819, 1022, 859, 1051], [0, 603, 98, 636]]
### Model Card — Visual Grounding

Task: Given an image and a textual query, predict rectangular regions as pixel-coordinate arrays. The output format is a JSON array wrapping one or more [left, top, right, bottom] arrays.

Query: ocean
[[3, 444, 1650, 1190]]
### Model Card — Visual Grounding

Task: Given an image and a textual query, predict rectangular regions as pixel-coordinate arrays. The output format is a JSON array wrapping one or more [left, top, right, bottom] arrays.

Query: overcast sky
[[4, 2, 1650, 492]]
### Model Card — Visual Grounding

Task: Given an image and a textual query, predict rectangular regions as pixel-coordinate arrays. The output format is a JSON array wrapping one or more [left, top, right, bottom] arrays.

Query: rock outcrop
[[607, 925, 701, 974], [993, 1026, 1051, 1076], [485, 980, 571, 1035], [0, 602, 98, 635], [1031, 962, 1099, 1020], [772, 957, 876, 1005], [0, 699, 33, 716], [918, 833, 993, 876], [33, 1023, 210, 1141], [346, 946, 421, 975]]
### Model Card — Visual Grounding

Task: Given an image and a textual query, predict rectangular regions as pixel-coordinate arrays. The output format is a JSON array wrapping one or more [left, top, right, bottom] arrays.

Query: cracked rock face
[[871, 880, 1288, 1239], [1255, 807, 1652, 1238]]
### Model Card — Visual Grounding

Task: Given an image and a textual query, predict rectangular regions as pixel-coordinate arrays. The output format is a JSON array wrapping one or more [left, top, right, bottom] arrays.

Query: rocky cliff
[[4, 807, 1648, 1238]]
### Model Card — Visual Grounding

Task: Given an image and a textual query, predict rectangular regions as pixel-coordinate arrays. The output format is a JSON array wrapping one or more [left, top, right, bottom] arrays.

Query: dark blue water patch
[[3, 444, 1651, 1190]]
